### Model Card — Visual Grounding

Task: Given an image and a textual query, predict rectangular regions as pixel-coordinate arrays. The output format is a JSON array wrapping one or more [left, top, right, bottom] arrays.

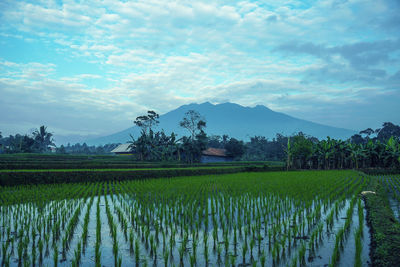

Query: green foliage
[[287, 133, 400, 170], [225, 137, 246, 159], [363, 176, 400, 267], [134, 110, 160, 134], [32, 125, 55, 152]]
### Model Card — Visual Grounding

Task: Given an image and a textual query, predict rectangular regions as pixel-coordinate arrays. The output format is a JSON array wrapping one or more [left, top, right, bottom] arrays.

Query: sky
[[1, 0, 399, 142]]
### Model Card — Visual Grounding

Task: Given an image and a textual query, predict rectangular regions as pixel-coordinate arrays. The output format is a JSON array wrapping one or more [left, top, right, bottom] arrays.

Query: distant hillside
[[86, 102, 355, 145]]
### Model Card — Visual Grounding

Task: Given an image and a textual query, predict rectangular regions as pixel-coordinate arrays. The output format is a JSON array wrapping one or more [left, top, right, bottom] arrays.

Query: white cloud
[[0, 0, 399, 136]]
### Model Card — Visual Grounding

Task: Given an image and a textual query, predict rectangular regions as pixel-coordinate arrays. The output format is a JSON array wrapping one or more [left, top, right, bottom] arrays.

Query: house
[[201, 147, 233, 163], [111, 143, 133, 155], [48, 145, 57, 153]]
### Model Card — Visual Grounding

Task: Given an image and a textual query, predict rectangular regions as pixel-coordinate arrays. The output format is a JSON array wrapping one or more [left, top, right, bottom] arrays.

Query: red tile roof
[[202, 148, 227, 157]]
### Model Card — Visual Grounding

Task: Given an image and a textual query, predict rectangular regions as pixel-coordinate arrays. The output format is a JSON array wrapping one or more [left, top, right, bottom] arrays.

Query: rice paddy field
[[0, 170, 372, 267], [377, 174, 400, 222]]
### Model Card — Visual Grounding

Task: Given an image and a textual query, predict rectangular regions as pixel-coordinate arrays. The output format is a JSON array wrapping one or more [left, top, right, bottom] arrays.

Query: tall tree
[[179, 110, 206, 140], [32, 126, 54, 152], [225, 138, 245, 159], [289, 133, 313, 169], [134, 110, 160, 134], [376, 122, 400, 142], [179, 110, 207, 163]]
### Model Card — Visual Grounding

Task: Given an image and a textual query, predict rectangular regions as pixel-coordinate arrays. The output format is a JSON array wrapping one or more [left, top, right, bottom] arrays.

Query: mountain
[[86, 102, 355, 145]]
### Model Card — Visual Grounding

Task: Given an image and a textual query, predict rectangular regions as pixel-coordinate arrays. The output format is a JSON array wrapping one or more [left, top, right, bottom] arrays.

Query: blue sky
[[1, 0, 399, 142]]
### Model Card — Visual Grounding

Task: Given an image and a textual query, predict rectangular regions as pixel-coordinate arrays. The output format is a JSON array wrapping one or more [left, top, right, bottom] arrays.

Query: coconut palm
[[32, 126, 54, 152]]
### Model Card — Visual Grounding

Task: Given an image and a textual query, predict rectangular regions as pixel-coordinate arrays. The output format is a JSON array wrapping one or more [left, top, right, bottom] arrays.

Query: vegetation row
[[0, 165, 284, 186]]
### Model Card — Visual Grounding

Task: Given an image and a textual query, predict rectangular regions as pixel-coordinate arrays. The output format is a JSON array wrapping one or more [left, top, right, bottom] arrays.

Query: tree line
[[285, 123, 400, 170], [0, 126, 55, 153], [0, 127, 119, 154], [1, 113, 399, 170], [128, 110, 400, 169]]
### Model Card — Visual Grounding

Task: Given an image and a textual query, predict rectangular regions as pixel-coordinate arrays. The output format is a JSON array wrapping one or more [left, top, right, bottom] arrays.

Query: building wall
[[200, 155, 233, 163]]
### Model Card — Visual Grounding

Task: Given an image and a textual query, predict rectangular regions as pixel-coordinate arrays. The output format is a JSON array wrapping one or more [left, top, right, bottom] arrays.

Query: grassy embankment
[[362, 173, 400, 267], [0, 154, 284, 185]]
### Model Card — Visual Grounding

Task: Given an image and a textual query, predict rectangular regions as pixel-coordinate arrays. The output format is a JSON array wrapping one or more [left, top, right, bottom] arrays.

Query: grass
[[363, 175, 400, 267]]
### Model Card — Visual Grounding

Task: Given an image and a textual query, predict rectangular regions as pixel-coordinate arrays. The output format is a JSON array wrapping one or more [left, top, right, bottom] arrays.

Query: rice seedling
[[0, 170, 370, 266], [242, 241, 248, 264], [53, 243, 58, 267], [260, 249, 266, 267], [135, 238, 140, 265], [163, 247, 169, 267], [354, 226, 362, 267]]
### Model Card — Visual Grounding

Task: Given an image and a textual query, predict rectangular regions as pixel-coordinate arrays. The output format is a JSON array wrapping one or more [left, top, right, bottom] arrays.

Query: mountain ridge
[[85, 102, 355, 145]]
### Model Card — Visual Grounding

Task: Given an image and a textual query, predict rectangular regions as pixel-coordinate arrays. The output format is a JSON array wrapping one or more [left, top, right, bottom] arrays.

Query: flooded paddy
[[0, 170, 371, 266]]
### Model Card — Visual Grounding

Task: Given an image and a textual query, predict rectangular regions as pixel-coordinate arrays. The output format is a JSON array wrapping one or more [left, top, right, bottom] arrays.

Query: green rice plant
[[17, 238, 23, 265], [230, 254, 236, 267], [224, 233, 229, 255], [192, 238, 198, 258], [135, 238, 140, 265], [2, 241, 9, 263], [354, 226, 362, 267], [204, 238, 209, 264], [298, 243, 306, 266], [31, 244, 36, 266], [3, 253, 10, 267], [260, 249, 266, 267], [95, 243, 101, 267], [357, 199, 364, 236], [290, 254, 298, 267], [53, 244, 58, 267], [113, 237, 119, 266], [242, 241, 248, 264], [129, 229, 134, 252], [150, 234, 155, 256], [118, 256, 122, 267], [217, 242, 222, 263], [178, 241, 185, 263], [249, 238, 255, 259], [95, 197, 102, 267], [163, 247, 169, 267], [38, 238, 43, 261], [190, 253, 196, 267], [330, 227, 345, 267]]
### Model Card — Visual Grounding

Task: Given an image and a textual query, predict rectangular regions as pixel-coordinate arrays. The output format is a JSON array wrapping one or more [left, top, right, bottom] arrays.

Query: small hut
[[201, 148, 233, 163], [111, 143, 133, 155]]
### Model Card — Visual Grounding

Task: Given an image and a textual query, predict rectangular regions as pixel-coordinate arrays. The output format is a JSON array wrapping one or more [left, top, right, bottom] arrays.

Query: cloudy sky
[[1, 0, 399, 141]]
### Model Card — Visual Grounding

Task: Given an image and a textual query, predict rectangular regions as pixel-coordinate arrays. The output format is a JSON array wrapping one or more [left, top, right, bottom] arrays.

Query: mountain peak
[[85, 102, 355, 145]]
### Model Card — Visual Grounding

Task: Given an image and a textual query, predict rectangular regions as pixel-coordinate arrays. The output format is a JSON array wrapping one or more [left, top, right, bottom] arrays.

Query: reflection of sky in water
[[1, 192, 371, 267]]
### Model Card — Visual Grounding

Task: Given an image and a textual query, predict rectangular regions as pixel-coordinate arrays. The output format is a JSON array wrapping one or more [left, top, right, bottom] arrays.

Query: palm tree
[[317, 138, 333, 169], [385, 136, 400, 168], [285, 138, 292, 171], [349, 143, 365, 169], [336, 140, 350, 169], [32, 126, 54, 152]]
